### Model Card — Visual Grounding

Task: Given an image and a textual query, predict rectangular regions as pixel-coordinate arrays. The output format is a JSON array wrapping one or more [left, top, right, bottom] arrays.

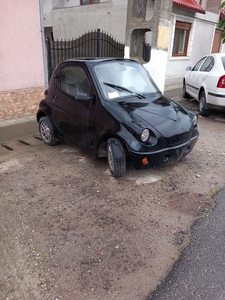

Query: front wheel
[[107, 138, 126, 178], [39, 116, 57, 146], [199, 91, 210, 116]]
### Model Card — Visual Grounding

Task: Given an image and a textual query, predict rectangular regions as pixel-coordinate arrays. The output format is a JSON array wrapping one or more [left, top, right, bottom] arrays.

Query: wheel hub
[[40, 122, 51, 143], [108, 145, 114, 172]]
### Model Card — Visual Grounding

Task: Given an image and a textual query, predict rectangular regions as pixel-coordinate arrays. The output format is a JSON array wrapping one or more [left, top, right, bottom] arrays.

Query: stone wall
[[0, 87, 45, 121]]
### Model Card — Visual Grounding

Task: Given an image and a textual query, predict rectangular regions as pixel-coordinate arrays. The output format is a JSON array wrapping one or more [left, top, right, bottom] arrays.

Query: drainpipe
[[39, 0, 48, 87]]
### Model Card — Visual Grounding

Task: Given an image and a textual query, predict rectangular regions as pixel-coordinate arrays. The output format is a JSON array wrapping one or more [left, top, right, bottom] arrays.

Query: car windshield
[[93, 60, 161, 100]]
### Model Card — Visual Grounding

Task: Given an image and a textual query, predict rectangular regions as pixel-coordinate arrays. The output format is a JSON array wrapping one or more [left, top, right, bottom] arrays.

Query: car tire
[[199, 90, 210, 116], [182, 81, 190, 98], [39, 116, 57, 146], [107, 138, 126, 178]]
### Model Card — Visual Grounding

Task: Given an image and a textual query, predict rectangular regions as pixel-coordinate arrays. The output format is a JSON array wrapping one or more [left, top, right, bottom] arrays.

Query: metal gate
[[46, 29, 125, 82]]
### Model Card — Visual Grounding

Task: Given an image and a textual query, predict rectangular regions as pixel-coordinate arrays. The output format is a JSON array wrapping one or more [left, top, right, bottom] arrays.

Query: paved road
[[1, 88, 225, 299], [146, 189, 225, 300], [0, 115, 37, 143]]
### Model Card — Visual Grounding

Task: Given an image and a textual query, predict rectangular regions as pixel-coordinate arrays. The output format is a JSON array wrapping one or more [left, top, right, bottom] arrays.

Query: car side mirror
[[186, 66, 192, 71], [75, 92, 95, 102]]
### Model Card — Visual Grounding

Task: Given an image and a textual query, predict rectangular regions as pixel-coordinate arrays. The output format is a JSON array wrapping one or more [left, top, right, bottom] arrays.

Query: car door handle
[[52, 96, 57, 103]]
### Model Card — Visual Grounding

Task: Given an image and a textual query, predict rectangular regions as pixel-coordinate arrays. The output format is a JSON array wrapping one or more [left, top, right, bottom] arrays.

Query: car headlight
[[192, 115, 198, 126], [141, 129, 150, 142]]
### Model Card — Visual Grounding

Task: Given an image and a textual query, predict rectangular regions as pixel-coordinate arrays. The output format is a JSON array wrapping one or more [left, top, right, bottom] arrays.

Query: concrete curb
[[0, 115, 36, 128]]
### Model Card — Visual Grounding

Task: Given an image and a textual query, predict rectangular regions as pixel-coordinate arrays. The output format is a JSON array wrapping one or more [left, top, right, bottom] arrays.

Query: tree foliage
[[218, 2, 225, 44]]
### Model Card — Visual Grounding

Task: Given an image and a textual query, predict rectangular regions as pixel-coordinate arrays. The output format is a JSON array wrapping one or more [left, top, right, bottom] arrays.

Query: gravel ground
[[0, 97, 225, 300]]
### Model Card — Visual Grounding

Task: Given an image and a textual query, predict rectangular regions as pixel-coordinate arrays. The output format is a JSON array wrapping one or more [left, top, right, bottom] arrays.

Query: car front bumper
[[129, 136, 198, 170]]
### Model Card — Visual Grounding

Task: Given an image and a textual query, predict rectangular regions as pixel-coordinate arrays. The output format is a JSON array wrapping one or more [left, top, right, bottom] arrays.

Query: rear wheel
[[39, 116, 57, 146], [107, 138, 126, 178], [182, 81, 190, 98], [199, 90, 210, 116]]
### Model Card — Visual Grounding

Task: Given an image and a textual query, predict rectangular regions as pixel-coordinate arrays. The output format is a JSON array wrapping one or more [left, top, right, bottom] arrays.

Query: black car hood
[[119, 95, 193, 145]]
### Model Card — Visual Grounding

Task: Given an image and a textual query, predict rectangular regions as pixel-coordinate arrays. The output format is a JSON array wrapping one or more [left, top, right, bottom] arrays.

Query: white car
[[183, 53, 225, 116]]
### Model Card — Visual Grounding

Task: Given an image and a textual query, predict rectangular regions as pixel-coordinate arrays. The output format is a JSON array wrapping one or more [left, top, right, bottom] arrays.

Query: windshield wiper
[[103, 82, 145, 99]]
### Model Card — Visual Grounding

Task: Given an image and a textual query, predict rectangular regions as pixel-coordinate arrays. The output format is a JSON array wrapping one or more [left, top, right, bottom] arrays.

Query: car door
[[186, 56, 207, 99], [197, 56, 215, 98], [52, 63, 98, 150], [197, 55, 214, 86]]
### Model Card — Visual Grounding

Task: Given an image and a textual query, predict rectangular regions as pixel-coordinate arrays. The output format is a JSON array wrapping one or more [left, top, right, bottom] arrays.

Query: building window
[[172, 21, 191, 57], [80, 0, 100, 4]]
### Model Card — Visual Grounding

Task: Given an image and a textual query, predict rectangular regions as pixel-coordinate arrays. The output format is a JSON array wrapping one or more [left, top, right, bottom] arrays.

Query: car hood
[[119, 95, 193, 145]]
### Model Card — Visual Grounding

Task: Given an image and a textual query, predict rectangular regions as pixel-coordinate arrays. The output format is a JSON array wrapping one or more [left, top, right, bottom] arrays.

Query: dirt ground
[[0, 98, 225, 300]]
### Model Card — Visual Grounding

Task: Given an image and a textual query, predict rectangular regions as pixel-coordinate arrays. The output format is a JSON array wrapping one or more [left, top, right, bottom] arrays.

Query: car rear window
[[221, 56, 225, 70]]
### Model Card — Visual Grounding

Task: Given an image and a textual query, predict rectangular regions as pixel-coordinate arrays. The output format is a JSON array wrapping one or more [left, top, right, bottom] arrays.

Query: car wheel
[[107, 138, 126, 178], [39, 116, 57, 146], [199, 90, 210, 116], [182, 81, 190, 98]]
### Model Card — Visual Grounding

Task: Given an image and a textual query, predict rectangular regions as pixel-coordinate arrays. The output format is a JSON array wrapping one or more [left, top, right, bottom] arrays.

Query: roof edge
[[173, 0, 206, 14]]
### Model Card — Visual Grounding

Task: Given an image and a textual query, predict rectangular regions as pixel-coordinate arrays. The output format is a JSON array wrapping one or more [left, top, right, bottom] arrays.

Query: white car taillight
[[217, 75, 225, 88]]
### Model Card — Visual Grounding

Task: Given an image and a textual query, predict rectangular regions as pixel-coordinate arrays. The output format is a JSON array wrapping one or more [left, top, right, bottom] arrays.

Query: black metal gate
[[46, 28, 125, 82]]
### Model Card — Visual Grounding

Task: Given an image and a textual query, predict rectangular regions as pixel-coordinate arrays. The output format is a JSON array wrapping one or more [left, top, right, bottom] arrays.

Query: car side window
[[200, 56, 214, 72], [192, 57, 207, 71], [60, 66, 91, 96], [221, 56, 225, 70]]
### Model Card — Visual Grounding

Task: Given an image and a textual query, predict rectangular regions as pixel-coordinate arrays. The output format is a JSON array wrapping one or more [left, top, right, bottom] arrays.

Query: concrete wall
[[144, 50, 169, 92], [125, 0, 172, 92], [0, 0, 45, 121], [43, 0, 127, 42], [206, 0, 221, 13], [198, 0, 208, 10]]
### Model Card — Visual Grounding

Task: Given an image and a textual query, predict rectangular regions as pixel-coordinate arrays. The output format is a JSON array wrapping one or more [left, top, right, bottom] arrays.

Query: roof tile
[[173, 0, 205, 14]]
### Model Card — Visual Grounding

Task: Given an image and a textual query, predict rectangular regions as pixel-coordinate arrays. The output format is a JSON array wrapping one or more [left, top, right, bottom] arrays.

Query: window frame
[[172, 21, 192, 57], [80, 0, 100, 5], [192, 57, 206, 71], [200, 56, 214, 72]]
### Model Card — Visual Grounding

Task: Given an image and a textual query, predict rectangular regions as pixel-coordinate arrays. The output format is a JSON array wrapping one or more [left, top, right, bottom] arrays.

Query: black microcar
[[37, 58, 199, 177]]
